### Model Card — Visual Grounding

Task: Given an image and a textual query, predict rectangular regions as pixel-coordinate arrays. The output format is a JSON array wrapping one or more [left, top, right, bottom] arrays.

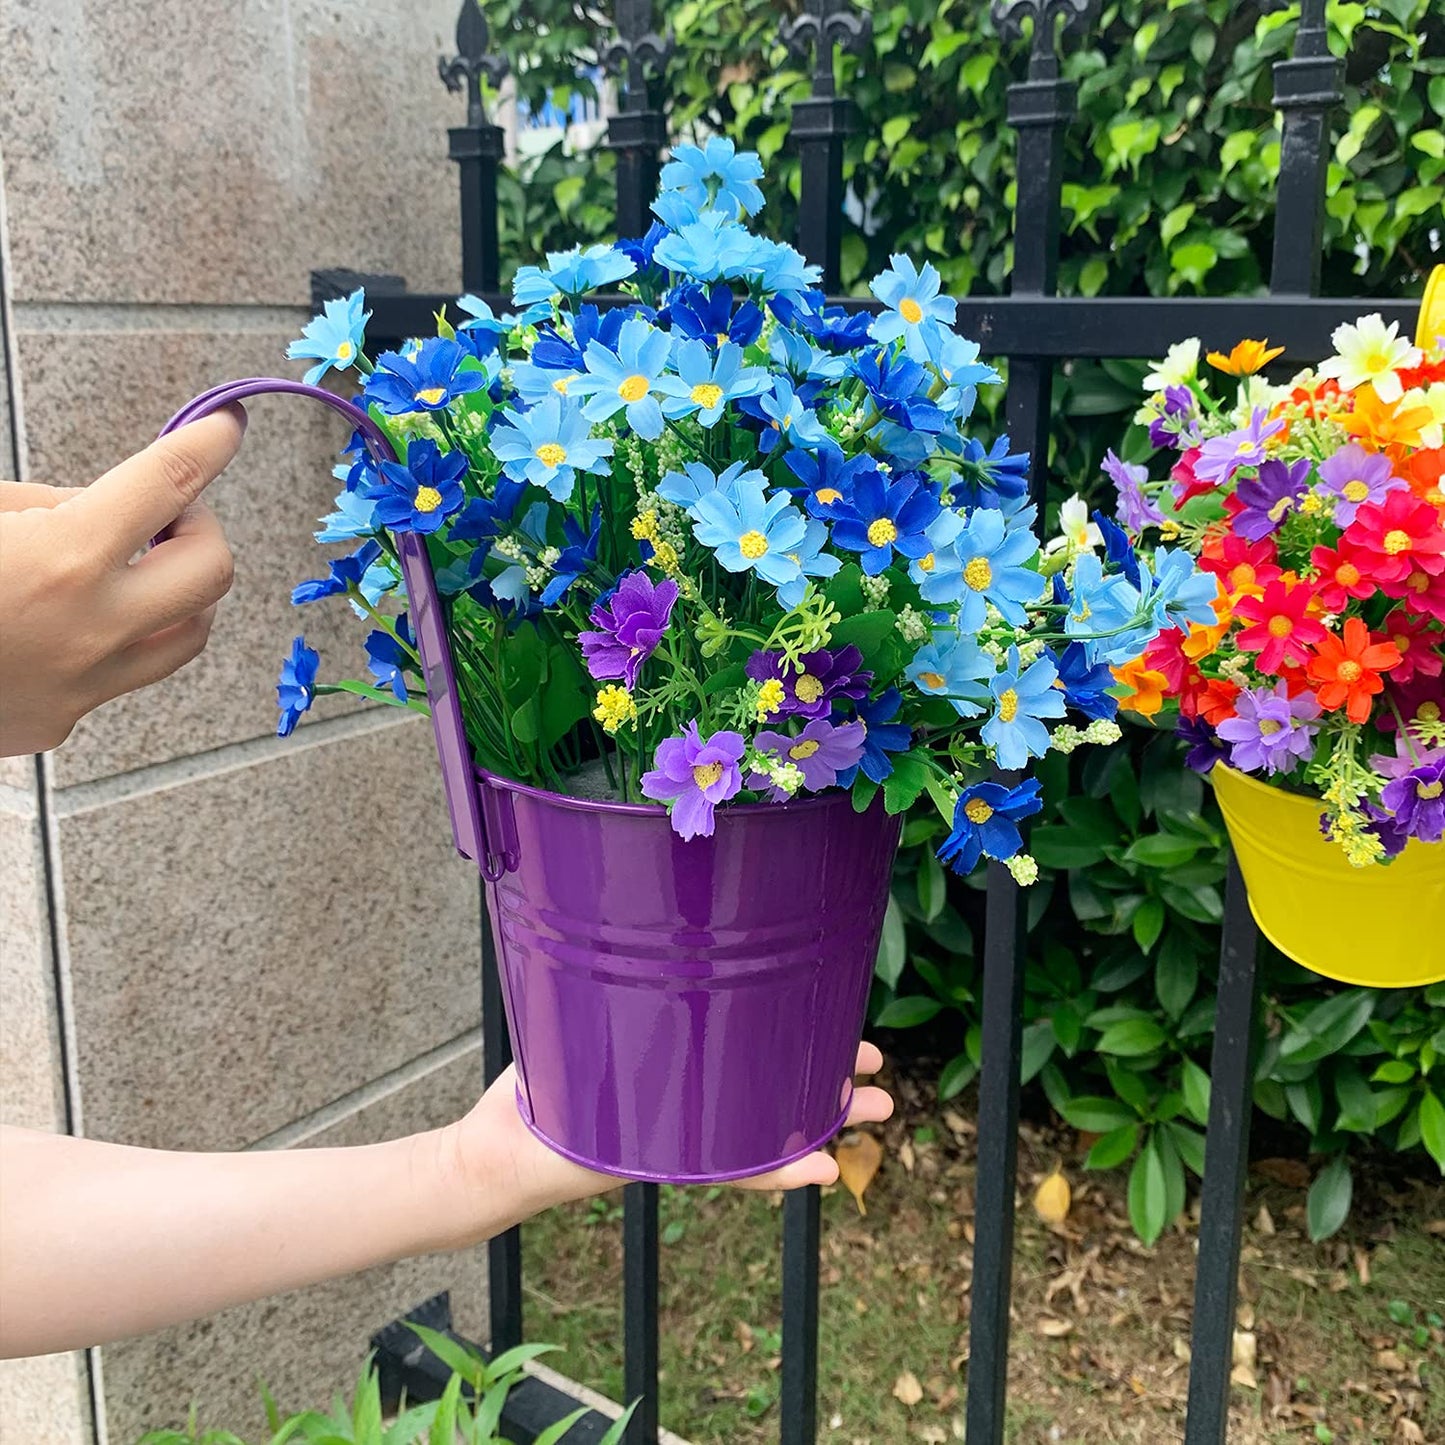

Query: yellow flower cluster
[[755, 678, 786, 722], [593, 685, 637, 734]]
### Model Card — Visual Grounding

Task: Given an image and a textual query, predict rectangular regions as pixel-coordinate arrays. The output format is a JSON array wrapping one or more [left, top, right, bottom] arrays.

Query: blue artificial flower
[[489, 395, 614, 502], [484, 502, 550, 610], [617, 221, 670, 279], [869, 256, 957, 360], [276, 637, 320, 737], [291, 540, 383, 605], [769, 326, 850, 383], [315, 488, 380, 543], [658, 459, 755, 511], [937, 778, 1043, 876], [691, 474, 807, 589], [831, 469, 942, 575], [372, 440, 468, 535], [353, 555, 399, 615], [905, 631, 994, 717], [363, 338, 488, 416], [453, 295, 510, 360], [775, 517, 842, 608], [981, 648, 1067, 770], [747, 376, 831, 454], [365, 615, 416, 702], [666, 282, 764, 350], [530, 305, 629, 375], [653, 218, 759, 284], [837, 688, 913, 786], [773, 290, 875, 353], [853, 349, 947, 433], [512, 244, 636, 307], [573, 316, 683, 440], [651, 189, 702, 231], [926, 327, 1001, 419], [1052, 642, 1119, 722], [1145, 546, 1218, 632], [286, 289, 369, 385], [1093, 509, 1142, 589], [947, 433, 1032, 508], [922, 506, 1041, 624], [539, 506, 603, 607], [663, 339, 769, 426], [1062, 551, 1146, 661], [745, 237, 822, 298], [783, 444, 873, 520], [659, 138, 765, 219]]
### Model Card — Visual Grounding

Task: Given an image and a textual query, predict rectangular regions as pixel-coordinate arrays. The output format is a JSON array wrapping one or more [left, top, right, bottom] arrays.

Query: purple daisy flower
[[1232, 457, 1312, 542], [579, 570, 680, 690], [1101, 449, 1164, 533], [745, 646, 871, 721], [1147, 385, 1200, 449], [641, 722, 746, 840], [1360, 802, 1412, 859], [1316, 442, 1405, 527], [751, 718, 866, 796], [1194, 409, 1285, 489], [1215, 683, 1322, 776], [1379, 757, 1445, 844], [1176, 715, 1226, 775]]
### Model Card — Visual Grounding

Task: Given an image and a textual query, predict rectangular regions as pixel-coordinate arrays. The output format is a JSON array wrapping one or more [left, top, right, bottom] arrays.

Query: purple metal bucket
[[162, 380, 902, 1180]]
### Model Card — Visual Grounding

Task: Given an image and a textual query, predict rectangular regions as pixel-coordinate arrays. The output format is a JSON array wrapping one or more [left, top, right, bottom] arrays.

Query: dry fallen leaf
[[1254, 1203, 1276, 1236], [1353, 1246, 1371, 1286], [835, 1133, 883, 1215], [1233, 1329, 1257, 1373], [1037, 1317, 1074, 1338], [1396, 1420, 1425, 1443], [1034, 1169, 1072, 1227], [1375, 1349, 1407, 1372], [893, 1370, 924, 1407]]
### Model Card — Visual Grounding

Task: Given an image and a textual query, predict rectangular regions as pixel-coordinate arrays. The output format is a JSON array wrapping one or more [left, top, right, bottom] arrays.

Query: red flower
[[1200, 532, 1281, 599], [1399, 562, 1445, 624], [1171, 447, 1213, 506], [1234, 579, 1328, 673], [1379, 610, 1444, 684], [1143, 628, 1196, 695], [1197, 676, 1241, 726], [1306, 617, 1403, 724], [1343, 491, 1445, 587], [1309, 540, 1376, 613]]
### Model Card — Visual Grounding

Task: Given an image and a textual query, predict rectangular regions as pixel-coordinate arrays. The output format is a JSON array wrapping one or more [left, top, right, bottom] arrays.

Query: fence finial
[[603, 0, 673, 113], [782, 0, 871, 101], [438, 0, 509, 129], [991, 0, 1098, 82]]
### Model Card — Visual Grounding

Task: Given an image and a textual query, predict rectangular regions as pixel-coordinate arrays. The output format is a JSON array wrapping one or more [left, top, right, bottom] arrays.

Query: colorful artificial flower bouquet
[[277, 142, 1190, 877], [1111, 314, 1445, 865]]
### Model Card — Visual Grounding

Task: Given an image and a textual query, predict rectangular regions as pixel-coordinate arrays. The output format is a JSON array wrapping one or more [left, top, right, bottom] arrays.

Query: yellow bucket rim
[[1418, 264, 1445, 350]]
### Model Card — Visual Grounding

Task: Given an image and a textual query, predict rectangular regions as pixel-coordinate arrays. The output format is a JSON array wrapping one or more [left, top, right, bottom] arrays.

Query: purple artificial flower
[[579, 570, 680, 690], [1232, 457, 1312, 543], [1176, 715, 1226, 774], [1379, 757, 1445, 843], [751, 718, 867, 796], [1360, 802, 1412, 859], [745, 645, 871, 721], [1147, 385, 1200, 449], [1101, 448, 1165, 533], [1194, 409, 1286, 488], [641, 721, 746, 840], [1215, 683, 1322, 776], [1316, 442, 1405, 527]]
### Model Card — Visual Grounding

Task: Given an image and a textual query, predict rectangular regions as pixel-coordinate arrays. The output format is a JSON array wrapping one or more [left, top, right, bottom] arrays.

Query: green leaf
[[874, 895, 906, 989], [662, 1219, 686, 1246], [1220, 130, 1257, 174], [917, 850, 947, 922], [1097, 1017, 1168, 1057], [1058, 1095, 1135, 1133], [1419, 1091, 1445, 1173], [406, 1323, 487, 1391], [1031, 825, 1106, 870], [1123, 834, 1201, 869], [1086, 1123, 1140, 1170], [875, 996, 943, 1029], [1159, 202, 1195, 247], [1281, 990, 1376, 1064], [1181, 1057, 1212, 1126], [881, 114, 912, 149], [1333, 1062, 1378, 1134], [596, 1403, 641, 1445], [882, 749, 932, 814], [1132, 897, 1165, 954], [1155, 932, 1199, 1017], [1170, 240, 1218, 288], [1167, 1121, 1208, 1177], [533, 1408, 592, 1445], [1021, 1018, 1056, 1083], [1306, 1156, 1353, 1241], [1371, 1060, 1415, 1085], [1128, 1138, 1169, 1246], [939, 1051, 978, 1100]]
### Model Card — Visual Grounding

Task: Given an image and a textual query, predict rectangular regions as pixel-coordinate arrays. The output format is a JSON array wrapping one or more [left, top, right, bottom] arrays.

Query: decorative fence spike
[[604, 0, 672, 240]]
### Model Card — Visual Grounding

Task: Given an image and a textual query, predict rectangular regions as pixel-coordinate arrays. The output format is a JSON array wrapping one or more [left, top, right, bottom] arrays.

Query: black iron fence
[[336, 2, 1422, 1441]]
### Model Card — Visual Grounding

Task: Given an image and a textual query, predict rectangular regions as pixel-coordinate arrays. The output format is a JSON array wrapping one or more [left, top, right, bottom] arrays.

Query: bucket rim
[[1210, 762, 1322, 816], [475, 763, 883, 822]]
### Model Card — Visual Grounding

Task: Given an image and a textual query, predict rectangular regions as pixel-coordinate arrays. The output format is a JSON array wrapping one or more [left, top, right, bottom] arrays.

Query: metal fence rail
[[350, 2, 1419, 1441]]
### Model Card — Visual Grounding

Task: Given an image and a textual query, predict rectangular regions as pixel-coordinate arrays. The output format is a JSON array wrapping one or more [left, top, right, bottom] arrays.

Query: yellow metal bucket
[[1211, 765, 1445, 988], [1418, 263, 1445, 348]]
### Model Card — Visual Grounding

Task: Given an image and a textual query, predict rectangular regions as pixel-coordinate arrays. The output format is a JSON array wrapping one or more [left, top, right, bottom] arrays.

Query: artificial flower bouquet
[[1110, 315, 1445, 869]]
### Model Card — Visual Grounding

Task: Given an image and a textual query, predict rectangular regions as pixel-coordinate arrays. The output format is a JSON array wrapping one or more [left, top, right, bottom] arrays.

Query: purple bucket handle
[[158, 378, 497, 874]]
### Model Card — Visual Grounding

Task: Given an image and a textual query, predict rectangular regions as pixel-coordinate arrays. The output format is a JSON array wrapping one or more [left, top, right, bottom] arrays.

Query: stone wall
[[0, 5, 488, 1440]]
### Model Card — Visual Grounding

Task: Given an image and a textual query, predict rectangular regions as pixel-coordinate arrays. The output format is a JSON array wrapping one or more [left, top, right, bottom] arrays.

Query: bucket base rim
[[515, 1084, 856, 1185], [1244, 896, 1445, 990]]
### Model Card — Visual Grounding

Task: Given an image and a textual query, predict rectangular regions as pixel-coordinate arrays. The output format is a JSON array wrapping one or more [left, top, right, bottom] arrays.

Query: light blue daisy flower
[[776, 518, 842, 608], [488, 395, 614, 501], [659, 138, 765, 219], [981, 648, 1067, 771], [286, 289, 369, 385], [662, 339, 769, 426], [691, 474, 807, 589], [512, 244, 636, 307], [904, 631, 994, 718], [657, 459, 757, 511], [869, 256, 957, 360], [922, 506, 1042, 625], [572, 316, 685, 441]]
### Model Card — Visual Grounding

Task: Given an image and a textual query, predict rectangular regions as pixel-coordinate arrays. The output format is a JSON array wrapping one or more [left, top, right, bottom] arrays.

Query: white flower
[[1045, 493, 1104, 558], [1142, 337, 1200, 392], [1316, 313, 1421, 404], [1231, 375, 1291, 425], [1006, 853, 1040, 886], [1403, 382, 1445, 450], [1050, 724, 1085, 755], [1083, 719, 1123, 745]]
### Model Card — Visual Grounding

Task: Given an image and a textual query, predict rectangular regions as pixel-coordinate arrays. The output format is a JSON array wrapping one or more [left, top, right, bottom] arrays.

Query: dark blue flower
[[664, 282, 764, 349], [276, 637, 320, 737], [1176, 716, 1225, 775], [373, 440, 468, 535], [838, 688, 913, 785], [772, 290, 875, 353], [1093, 509, 1142, 589], [949, 434, 1031, 508], [539, 506, 603, 607], [291, 540, 383, 605], [853, 349, 947, 433], [448, 477, 526, 552], [617, 221, 670, 278], [1053, 642, 1119, 722], [831, 470, 942, 575], [365, 615, 416, 702], [783, 443, 874, 519], [937, 777, 1043, 876], [363, 337, 488, 416]]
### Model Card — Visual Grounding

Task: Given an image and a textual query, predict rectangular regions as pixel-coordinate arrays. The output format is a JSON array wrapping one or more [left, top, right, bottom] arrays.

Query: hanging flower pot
[[1212, 763, 1445, 988]]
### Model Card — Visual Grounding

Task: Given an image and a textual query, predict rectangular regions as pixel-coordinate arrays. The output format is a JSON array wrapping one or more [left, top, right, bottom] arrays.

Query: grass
[[520, 1068, 1443, 1444]]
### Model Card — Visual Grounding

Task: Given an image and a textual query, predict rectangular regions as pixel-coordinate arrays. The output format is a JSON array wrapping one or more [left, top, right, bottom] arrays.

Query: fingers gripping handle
[[159, 378, 493, 870]]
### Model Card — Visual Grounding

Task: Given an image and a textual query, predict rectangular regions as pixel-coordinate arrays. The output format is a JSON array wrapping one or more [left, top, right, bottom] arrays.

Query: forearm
[[0, 1123, 536, 1357]]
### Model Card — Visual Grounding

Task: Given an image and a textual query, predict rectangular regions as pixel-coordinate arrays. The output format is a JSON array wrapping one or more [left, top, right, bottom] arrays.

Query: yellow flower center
[[1258, 718, 1282, 735], [795, 674, 825, 704], [899, 297, 924, 324], [1383, 529, 1412, 555], [789, 739, 820, 761], [964, 798, 994, 825], [552, 374, 574, 394], [1336, 660, 1363, 683], [1235, 439, 1257, 456], [918, 671, 945, 690], [336, 340, 354, 362], [918, 552, 936, 573], [692, 761, 724, 790], [1335, 562, 1361, 587], [1343, 479, 1370, 502], [618, 374, 650, 402], [963, 557, 993, 591], [536, 442, 568, 468], [691, 382, 724, 410], [867, 518, 899, 547], [816, 487, 842, 505], [998, 688, 1019, 723], [414, 386, 447, 406], [414, 485, 444, 514], [1267, 615, 1293, 638], [739, 530, 770, 559], [1299, 493, 1324, 516], [716, 332, 729, 347], [1417, 780, 1443, 801], [1419, 701, 1442, 723], [1231, 563, 1258, 588], [1362, 348, 1392, 375]]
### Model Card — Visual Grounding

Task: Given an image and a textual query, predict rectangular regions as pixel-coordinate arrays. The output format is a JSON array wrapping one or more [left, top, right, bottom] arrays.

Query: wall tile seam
[[247, 1027, 482, 1152], [0, 145, 30, 480], [0, 780, 38, 817], [14, 302, 314, 334]]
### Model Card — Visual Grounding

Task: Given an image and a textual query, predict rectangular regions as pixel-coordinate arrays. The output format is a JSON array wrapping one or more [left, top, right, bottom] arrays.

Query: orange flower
[[1111, 658, 1169, 717], [1181, 591, 1232, 663], [1306, 617, 1403, 724], [1339, 383, 1433, 455], [1197, 677, 1241, 726], [1401, 446, 1445, 509], [1207, 339, 1285, 376]]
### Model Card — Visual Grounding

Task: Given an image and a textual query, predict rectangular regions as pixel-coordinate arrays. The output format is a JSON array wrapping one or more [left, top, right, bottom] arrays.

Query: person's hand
[[439, 1042, 893, 1242], [0, 409, 245, 755]]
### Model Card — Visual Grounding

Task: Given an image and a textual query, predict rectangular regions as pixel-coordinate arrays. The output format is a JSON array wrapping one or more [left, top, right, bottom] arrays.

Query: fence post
[[438, 0, 507, 296], [604, 0, 671, 240], [782, 0, 871, 293]]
